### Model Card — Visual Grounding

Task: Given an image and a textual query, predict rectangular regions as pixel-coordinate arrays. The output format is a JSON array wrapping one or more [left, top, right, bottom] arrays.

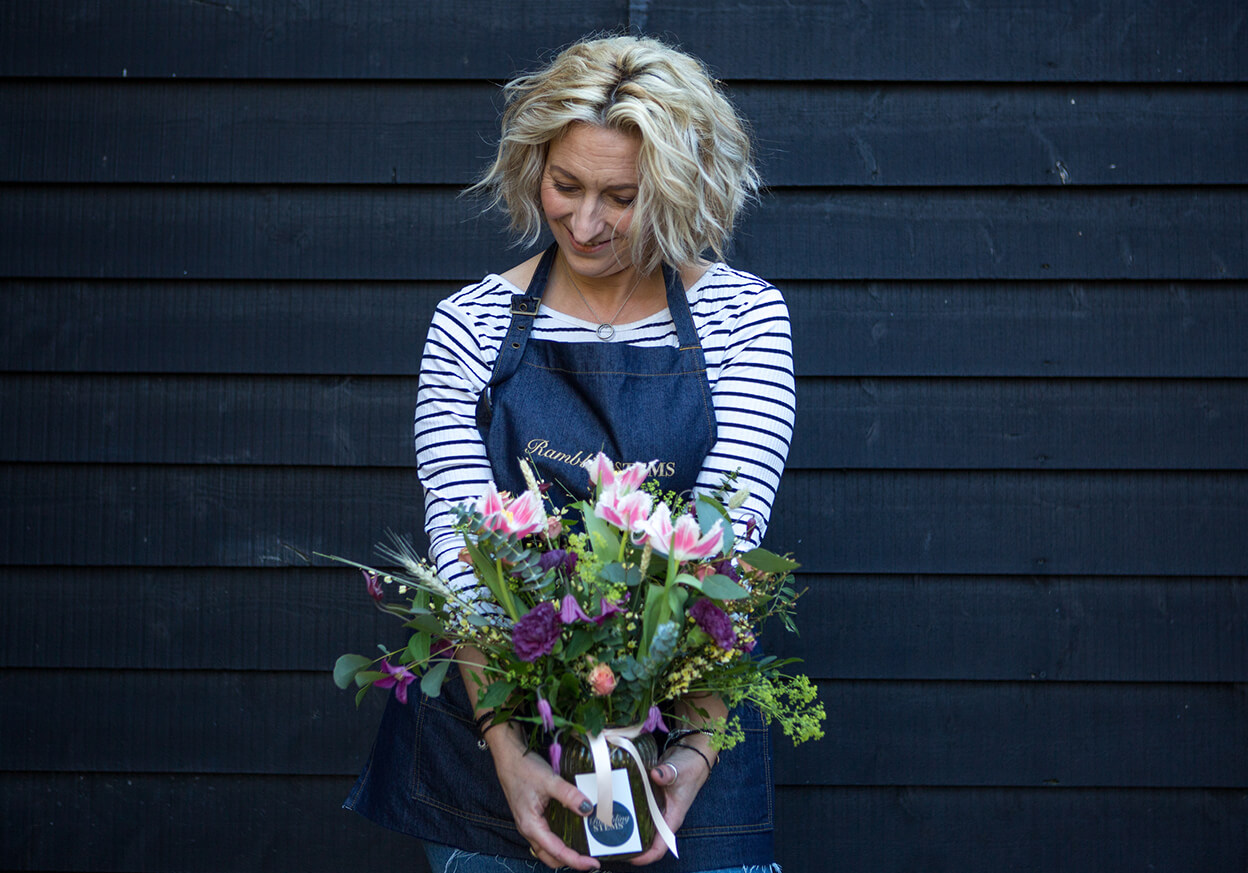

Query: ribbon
[[586, 724, 678, 858]]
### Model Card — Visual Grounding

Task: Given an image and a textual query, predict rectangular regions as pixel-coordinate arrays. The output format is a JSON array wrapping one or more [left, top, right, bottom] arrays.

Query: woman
[[345, 35, 794, 873]]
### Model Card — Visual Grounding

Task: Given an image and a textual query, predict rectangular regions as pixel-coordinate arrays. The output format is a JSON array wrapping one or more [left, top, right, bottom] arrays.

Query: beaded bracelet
[[666, 727, 714, 744], [670, 741, 716, 773]]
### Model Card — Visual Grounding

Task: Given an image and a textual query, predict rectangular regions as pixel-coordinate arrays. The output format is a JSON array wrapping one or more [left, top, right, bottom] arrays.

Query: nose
[[569, 197, 605, 244]]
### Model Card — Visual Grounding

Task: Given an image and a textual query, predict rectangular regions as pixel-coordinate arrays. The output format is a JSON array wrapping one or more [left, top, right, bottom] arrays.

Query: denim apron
[[345, 245, 775, 871]]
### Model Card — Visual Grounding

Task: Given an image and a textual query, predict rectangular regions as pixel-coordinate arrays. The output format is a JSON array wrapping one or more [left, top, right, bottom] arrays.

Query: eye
[[613, 195, 635, 207], [551, 181, 578, 193]]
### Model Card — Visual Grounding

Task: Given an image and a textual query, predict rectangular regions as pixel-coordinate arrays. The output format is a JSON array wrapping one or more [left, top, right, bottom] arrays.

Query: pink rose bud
[[587, 663, 617, 697], [694, 564, 714, 581], [546, 515, 563, 539]]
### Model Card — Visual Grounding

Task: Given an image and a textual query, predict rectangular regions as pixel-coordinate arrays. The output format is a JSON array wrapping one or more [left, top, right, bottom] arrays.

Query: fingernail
[[578, 800, 594, 815]]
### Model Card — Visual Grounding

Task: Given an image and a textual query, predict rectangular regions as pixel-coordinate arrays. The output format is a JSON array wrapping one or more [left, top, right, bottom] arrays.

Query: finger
[[648, 761, 677, 785], [547, 770, 596, 816], [529, 828, 600, 871], [628, 832, 671, 866]]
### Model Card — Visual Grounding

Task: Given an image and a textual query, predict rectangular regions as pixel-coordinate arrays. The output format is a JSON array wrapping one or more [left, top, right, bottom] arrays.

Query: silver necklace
[[562, 256, 647, 341]]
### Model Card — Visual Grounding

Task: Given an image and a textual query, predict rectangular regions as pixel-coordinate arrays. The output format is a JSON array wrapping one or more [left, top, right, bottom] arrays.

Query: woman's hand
[[485, 723, 601, 871], [629, 731, 718, 865], [458, 652, 599, 870]]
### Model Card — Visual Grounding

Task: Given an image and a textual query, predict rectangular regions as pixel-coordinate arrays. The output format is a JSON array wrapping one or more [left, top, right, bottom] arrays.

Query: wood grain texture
[[6, 279, 1247, 378], [3, 186, 1244, 280], [2, 466, 1246, 575], [4, 670, 1243, 787], [4, 0, 1244, 82], [3, 373, 1246, 470], [6, 80, 1247, 186], [7, 569, 1244, 682], [772, 786, 1247, 873], [646, 0, 1248, 82], [0, 0, 625, 79]]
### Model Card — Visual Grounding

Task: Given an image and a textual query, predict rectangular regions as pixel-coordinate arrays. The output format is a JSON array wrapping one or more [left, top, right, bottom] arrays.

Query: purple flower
[[537, 697, 554, 731], [539, 549, 578, 577], [712, 558, 740, 583], [559, 594, 592, 624], [512, 601, 562, 662], [374, 659, 417, 704], [363, 569, 384, 602], [548, 739, 562, 773], [689, 598, 738, 650], [643, 705, 669, 734], [594, 597, 625, 626]]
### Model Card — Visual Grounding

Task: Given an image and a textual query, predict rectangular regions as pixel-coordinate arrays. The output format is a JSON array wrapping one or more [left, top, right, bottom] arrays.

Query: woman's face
[[540, 123, 642, 279]]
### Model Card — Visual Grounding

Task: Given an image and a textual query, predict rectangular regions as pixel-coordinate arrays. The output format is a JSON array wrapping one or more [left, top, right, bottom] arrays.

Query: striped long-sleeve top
[[414, 262, 796, 590]]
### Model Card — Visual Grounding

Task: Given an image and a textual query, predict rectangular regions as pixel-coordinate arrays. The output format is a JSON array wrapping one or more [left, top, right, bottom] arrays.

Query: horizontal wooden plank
[[6, 81, 1247, 186], [4, 374, 1243, 471], [1, 775, 1240, 873], [773, 786, 1247, 873], [6, 569, 1244, 682], [0, 774, 427, 873], [3, 671, 1243, 788], [4, 374, 1247, 471], [776, 575, 1248, 683], [0, 1, 625, 79], [4, 1, 1244, 82], [3, 186, 1244, 280], [649, 0, 1248, 82], [5, 279, 1248, 379], [2, 466, 1247, 575]]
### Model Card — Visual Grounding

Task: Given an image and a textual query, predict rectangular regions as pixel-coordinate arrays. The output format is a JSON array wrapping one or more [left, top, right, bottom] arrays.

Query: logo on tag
[[586, 801, 635, 848]]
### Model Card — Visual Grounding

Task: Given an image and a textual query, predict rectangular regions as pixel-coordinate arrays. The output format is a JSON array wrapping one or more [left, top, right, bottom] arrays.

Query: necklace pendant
[[596, 323, 615, 341]]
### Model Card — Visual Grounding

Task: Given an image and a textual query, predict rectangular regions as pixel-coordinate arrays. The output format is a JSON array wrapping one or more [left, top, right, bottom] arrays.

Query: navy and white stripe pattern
[[413, 263, 796, 590]]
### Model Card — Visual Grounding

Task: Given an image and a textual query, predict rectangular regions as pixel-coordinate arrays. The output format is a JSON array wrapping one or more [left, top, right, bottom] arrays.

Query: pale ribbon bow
[[587, 724, 679, 858]]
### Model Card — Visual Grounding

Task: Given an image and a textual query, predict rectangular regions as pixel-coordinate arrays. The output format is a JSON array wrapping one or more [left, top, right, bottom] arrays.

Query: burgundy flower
[[512, 601, 562, 662], [689, 598, 738, 650], [712, 558, 740, 583], [363, 569, 384, 602], [539, 549, 578, 577], [594, 597, 625, 626], [374, 659, 417, 705]]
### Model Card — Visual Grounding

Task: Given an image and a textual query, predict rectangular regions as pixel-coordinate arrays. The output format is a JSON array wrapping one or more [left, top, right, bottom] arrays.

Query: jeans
[[423, 842, 781, 873]]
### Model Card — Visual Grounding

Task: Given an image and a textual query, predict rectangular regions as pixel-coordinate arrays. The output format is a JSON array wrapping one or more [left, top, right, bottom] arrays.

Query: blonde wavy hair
[[470, 34, 760, 274]]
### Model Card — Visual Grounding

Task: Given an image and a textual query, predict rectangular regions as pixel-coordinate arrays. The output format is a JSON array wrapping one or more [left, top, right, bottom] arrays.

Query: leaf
[[478, 679, 517, 711], [581, 502, 621, 556], [354, 685, 371, 707], [740, 548, 799, 575], [564, 628, 595, 662], [354, 670, 384, 688], [601, 562, 642, 587], [672, 571, 703, 591], [333, 654, 374, 690], [696, 496, 734, 555], [402, 615, 445, 636], [406, 632, 432, 665], [700, 574, 749, 601], [420, 659, 452, 698]]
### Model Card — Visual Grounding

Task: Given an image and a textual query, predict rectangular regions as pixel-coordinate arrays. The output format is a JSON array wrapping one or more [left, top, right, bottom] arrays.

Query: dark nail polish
[[578, 800, 594, 815]]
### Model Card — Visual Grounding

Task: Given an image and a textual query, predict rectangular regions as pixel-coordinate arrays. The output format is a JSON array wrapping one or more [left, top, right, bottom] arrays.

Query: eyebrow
[[546, 164, 638, 191]]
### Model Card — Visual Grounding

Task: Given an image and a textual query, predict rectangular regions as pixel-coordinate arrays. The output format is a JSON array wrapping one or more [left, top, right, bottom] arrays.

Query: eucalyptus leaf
[[601, 562, 642, 587], [354, 685, 371, 707], [672, 571, 702, 591], [740, 548, 799, 575], [403, 615, 445, 636], [406, 632, 432, 665], [700, 574, 749, 600], [333, 653, 374, 690], [420, 658, 452, 698], [354, 670, 385, 688], [696, 496, 734, 555]]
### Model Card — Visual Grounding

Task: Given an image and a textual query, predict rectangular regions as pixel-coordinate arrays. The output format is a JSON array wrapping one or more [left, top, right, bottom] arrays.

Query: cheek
[[540, 185, 566, 220]]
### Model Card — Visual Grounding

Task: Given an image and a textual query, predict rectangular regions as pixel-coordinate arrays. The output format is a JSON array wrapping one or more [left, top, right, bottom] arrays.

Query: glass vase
[[545, 731, 661, 862]]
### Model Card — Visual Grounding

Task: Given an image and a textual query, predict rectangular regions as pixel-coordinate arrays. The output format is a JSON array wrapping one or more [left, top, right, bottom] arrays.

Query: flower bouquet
[[331, 453, 824, 860]]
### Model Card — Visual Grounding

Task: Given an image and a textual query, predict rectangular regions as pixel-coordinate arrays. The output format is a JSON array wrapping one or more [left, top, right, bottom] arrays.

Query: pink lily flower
[[559, 594, 592, 624], [374, 659, 417, 705], [537, 697, 555, 731], [639, 502, 725, 562], [593, 486, 653, 534], [474, 484, 547, 538], [582, 452, 651, 495]]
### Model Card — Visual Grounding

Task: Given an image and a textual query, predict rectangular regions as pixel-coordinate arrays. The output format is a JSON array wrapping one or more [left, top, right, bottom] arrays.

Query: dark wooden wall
[[2, 2, 1245, 870]]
